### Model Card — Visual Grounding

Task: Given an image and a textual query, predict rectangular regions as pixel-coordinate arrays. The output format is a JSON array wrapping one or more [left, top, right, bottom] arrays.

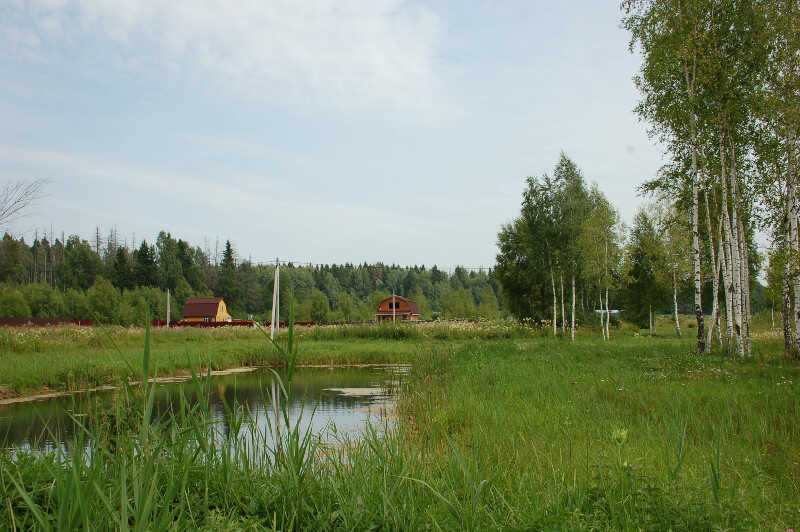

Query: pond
[[0, 365, 409, 454]]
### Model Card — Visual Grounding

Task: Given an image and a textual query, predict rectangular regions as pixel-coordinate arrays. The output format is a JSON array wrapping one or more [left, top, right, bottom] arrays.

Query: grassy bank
[[1, 323, 798, 529], [0, 321, 546, 397], [0, 325, 424, 397]]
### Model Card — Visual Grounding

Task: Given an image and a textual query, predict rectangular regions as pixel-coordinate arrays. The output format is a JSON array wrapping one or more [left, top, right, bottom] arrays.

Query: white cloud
[[0, 144, 438, 252], [5, 0, 443, 113]]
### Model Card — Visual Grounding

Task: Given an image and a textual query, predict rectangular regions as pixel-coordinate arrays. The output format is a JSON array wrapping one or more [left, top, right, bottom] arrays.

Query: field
[[0, 318, 798, 529]]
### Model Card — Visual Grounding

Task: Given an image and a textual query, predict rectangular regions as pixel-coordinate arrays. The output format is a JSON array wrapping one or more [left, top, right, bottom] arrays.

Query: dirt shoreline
[[0, 363, 411, 406]]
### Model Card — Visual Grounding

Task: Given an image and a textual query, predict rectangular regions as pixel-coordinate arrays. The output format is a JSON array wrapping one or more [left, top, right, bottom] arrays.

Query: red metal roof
[[376, 296, 419, 315], [182, 297, 224, 318]]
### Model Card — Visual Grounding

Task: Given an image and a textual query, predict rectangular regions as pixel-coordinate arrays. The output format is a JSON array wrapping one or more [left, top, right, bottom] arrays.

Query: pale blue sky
[[1, 0, 664, 268]]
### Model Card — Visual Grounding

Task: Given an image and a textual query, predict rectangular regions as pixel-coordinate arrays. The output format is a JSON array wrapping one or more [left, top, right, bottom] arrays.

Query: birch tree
[[579, 191, 621, 340], [622, 0, 711, 353]]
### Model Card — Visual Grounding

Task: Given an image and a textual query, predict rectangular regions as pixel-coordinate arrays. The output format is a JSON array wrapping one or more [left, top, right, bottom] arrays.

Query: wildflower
[[612, 428, 628, 445]]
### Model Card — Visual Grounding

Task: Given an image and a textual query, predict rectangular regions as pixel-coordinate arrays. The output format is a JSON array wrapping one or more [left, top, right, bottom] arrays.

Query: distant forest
[[0, 230, 502, 324]]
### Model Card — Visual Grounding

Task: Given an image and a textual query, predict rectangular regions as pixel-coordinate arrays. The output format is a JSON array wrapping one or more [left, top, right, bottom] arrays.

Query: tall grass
[[1, 324, 798, 529]]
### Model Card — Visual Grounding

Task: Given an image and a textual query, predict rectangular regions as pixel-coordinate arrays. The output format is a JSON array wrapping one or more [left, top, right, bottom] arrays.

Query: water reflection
[[0, 366, 408, 453]]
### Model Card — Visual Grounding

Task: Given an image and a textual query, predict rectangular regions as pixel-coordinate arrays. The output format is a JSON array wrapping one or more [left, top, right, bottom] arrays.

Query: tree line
[[495, 152, 768, 341], [0, 230, 502, 324]]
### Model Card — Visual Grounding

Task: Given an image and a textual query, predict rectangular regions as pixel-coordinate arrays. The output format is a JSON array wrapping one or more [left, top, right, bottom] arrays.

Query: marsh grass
[[0, 321, 541, 396], [1, 320, 798, 529]]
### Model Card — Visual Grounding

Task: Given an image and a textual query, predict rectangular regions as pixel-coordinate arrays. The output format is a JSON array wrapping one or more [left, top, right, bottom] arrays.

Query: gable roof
[[183, 297, 224, 318], [376, 295, 419, 315]]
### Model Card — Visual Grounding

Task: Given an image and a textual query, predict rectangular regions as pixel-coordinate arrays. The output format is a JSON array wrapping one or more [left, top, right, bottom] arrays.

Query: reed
[[1, 322, 798, 529]]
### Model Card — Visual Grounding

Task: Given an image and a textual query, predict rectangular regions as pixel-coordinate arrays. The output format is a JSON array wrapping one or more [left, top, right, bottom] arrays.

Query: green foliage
[[443, 288, 476, 319], [622, 210, 667, 327], [477, 286, 499, 319], [0, 231, 506, 324], [133, 240, 158, 287], [0, 284, 31, 317], [86, 277, 120, 324], [218, 240, 241, 311], [495, 154, 609, 322], [64, 288, 91, 320], [22, 282, 66, 318], [309, 288, 330, 323]]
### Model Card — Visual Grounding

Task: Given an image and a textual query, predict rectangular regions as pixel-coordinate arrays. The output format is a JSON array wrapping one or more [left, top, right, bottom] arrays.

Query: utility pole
[[392, 291, 396, 324], [166, 288, 171, 328], [33, 229, 38, 283], [270, 258, 280, 340], [269, 258, 281, 450]]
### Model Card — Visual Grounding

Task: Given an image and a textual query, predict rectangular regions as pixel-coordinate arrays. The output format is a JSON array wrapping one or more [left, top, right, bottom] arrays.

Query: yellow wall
[[216, 301, 232, 322]]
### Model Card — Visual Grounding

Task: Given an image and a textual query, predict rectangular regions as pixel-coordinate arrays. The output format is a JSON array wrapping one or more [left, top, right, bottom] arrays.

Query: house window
[[388, 302, 399, 309]]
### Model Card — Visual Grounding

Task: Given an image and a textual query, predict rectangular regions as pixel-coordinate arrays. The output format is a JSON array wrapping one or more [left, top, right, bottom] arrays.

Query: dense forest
[[0, 230, 502, 324]]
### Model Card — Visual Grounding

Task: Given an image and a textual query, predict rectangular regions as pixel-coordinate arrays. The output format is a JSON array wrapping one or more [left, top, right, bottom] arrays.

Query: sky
[[0, 0, 665, 269]]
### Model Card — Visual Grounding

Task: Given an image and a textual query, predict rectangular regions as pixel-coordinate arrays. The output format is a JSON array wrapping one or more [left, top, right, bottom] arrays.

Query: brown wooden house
[[182, 297, 232, 323], [375, 295, 420, 322]]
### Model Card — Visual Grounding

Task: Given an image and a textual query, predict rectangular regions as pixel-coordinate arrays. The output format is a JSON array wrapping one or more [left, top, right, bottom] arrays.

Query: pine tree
[[218, 240, 241, 311]]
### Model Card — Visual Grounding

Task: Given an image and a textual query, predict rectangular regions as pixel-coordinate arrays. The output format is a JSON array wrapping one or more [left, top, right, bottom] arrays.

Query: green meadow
[[0, 320, 798, 529]]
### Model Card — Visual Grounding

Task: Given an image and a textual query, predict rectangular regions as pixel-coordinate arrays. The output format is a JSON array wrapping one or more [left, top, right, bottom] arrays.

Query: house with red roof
[[182, 297, 232, 323], [375, 295, 420, 322]]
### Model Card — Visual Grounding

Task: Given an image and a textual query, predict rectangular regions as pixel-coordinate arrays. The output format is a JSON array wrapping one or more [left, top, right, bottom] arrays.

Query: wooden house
[[182, 297, 232, 323], [375, 295, 420, 322]]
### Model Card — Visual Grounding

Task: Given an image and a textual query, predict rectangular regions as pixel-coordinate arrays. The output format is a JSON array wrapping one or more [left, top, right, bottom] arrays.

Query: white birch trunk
[[730, 141, 751, 356], [571, 275, 576, 341], [560, 273, 566, 334], [718, 203, 734, 347], [704, 190, 718, 351], [605, 286, 611, 341], [719, 218, 735, 348], [737, 215, 752, 356], [783, 241, 795, 352], [604, 235, 610, 341], [729, 146, 749, 357], [720, 139, 744, 357], [788, 136, 800, 353], [551, 267, 557, 337], [599, 289, 605, 340], [715, 241, 724, 347], [686, 65, 704, 354], [673, 269, 681, 338], [649, 304, 653, 337]]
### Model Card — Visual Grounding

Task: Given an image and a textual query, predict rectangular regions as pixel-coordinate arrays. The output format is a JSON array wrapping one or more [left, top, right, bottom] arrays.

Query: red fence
[[150, 320, 317, 328], [152, 320, 256, 328]]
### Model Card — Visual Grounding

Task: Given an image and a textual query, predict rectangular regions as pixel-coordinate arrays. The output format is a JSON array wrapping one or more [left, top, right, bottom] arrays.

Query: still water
[[0, 365, 408, 453]]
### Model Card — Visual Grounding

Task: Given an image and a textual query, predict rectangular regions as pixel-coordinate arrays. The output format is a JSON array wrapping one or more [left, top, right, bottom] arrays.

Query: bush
[[0, 285, 32, 317], [86, 277, 120, 324]]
